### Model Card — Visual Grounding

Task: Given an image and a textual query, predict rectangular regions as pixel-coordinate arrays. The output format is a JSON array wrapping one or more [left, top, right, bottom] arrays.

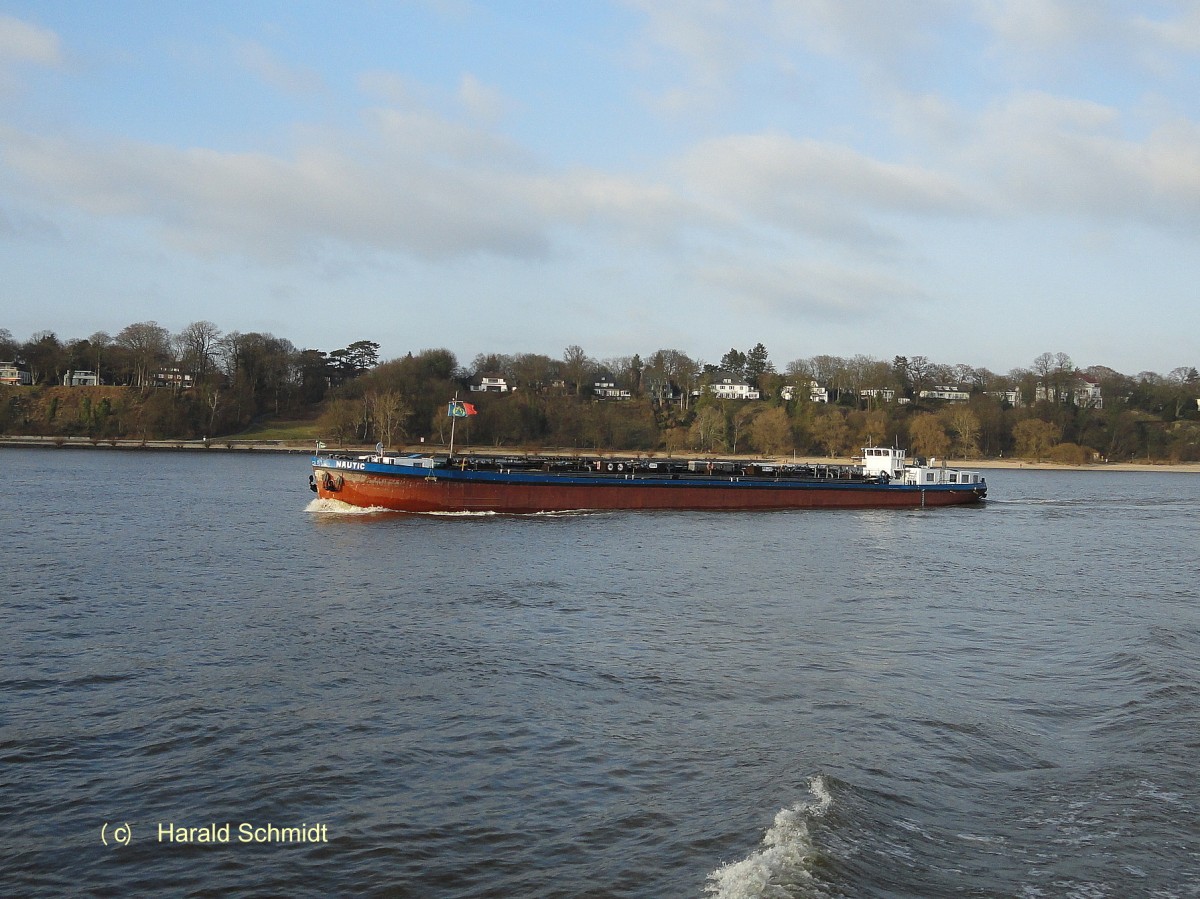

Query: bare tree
[[201, 385, 222, 436], [510, 353, 557, 390], [749, 407, 792, 455], [644, 349, 690, 407], [945, 407, 981, 457], [175, 321, 222, 385], [952, 363, 978, 387], [1032, 352, 1055, 399], [318, 398, 364, 446], [731, 405, 759, 453], [785, 357, 816, 379], [909, 412, 950, 458], [115, 321, 172, 388], [811, 408, 850, 456], [562, 345, 590, 395], [844, 354, 879, 396], [1052, 352, 1076, 402], [86, 331, 111, 382], [905, 355, 933, 397], [689, 406, 726, 452], [470, 352, 513, 379], [366, 390, 410, 447]]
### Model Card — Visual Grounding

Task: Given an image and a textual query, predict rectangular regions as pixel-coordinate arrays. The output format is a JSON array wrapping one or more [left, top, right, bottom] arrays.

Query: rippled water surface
[[3, 448, 1198, 897]]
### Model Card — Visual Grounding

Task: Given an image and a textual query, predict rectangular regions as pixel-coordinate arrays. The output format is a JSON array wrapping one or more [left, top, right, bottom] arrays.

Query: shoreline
[[3, 434, 1199, 472]]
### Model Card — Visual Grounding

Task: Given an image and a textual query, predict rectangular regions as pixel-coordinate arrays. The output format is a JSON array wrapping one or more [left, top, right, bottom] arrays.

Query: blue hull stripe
[[312, 456, 981, 495]]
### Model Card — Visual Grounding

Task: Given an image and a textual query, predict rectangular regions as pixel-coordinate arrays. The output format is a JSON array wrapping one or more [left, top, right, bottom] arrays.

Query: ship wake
[[305, 498, 391, 515], [705, 776, 834, 899]]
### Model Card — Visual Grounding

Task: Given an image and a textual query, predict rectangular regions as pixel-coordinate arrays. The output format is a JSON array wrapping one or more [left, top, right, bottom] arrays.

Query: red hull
[[313, 468, 984, 513]]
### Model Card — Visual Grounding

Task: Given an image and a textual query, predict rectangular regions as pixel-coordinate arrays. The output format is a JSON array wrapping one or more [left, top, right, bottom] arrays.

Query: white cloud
[[974, 0, 1200, 59], [1144, 120, 1200, 201], [0, 95, 696, 266], [966, 91, 1200, 225], [623, 0, 750, 82], [456, 73, 512, 123], [771, 0, 956, 62], [234, 39, 325, 96], [971, 1, 1200, 82], [0, 14, 62, 67], [1135, 5, 1200, 53], [626, 0, 954, 75], [972, 0, 1109, 48], [0, 123, 537, 261], [678, 133, 978, 246], [357, 70, 423, 107], [359, 70, 515, 126], [624, 0, 965, 116], [698, 255, 927, 320], [368, 106, 529, 167], [0, 13, 62, 94]]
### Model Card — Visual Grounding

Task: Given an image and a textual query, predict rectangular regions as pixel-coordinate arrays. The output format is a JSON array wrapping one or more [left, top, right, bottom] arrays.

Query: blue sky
[[1, 1, 1198, 376]]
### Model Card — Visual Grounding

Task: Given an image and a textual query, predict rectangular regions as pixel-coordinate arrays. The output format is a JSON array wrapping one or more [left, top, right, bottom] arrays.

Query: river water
[[2, 448, 1197, 897]]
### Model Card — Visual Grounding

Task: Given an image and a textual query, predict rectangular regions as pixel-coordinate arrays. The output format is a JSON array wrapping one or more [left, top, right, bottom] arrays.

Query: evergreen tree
[[745, 343, 773, 386], [719, 348, 746, 378]]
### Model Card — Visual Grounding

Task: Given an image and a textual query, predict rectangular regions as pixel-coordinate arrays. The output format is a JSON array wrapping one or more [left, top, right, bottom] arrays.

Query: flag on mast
[[448, 400, 478, 418]]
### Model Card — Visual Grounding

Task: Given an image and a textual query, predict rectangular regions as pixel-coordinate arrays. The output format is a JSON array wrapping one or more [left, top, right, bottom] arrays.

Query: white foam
[[419, 509, 499, 517], [304, 498, 390, 514], [305, 500, 604, 518], [957, 832, 1003, 844], [705, 776, 834, 898]]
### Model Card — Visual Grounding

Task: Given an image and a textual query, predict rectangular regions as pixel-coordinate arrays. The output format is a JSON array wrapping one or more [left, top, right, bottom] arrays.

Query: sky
[[1, 1, 1198, 377]]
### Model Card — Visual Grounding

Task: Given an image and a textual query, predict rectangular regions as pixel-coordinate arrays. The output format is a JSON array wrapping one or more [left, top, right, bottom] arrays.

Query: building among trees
[[1, 361, 32, 386]]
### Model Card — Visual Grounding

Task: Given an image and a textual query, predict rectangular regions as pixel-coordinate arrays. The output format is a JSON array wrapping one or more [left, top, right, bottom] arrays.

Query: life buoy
[[606, 462, 615, 472], [616, 462, 625, 472]]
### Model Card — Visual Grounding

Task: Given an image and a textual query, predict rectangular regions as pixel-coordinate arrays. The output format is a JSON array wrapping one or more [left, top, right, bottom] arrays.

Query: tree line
[[2, 324, 1199, 462]]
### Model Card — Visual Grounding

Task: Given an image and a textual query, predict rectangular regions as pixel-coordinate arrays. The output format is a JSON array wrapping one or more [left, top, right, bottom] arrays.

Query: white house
[[704, 375, 759, 400], [0, 361, 32, 386], [860, 388, 895, 402], [470, 375, 510, 393], [919, 385, 971, 402], [987, 388, 1023, 407], [1035, 377, 1102, 409], [152, 368, 194, 389], [1076, 376, 1103, 409], [808, 382, 828, 403], [592, 376, 631, 399], [780, 381, 827, 403], [63, 370, 100, 386]]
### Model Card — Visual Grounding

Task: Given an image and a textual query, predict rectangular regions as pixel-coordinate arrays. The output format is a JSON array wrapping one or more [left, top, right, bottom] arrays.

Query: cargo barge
[[309, 445, 986, 513]]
